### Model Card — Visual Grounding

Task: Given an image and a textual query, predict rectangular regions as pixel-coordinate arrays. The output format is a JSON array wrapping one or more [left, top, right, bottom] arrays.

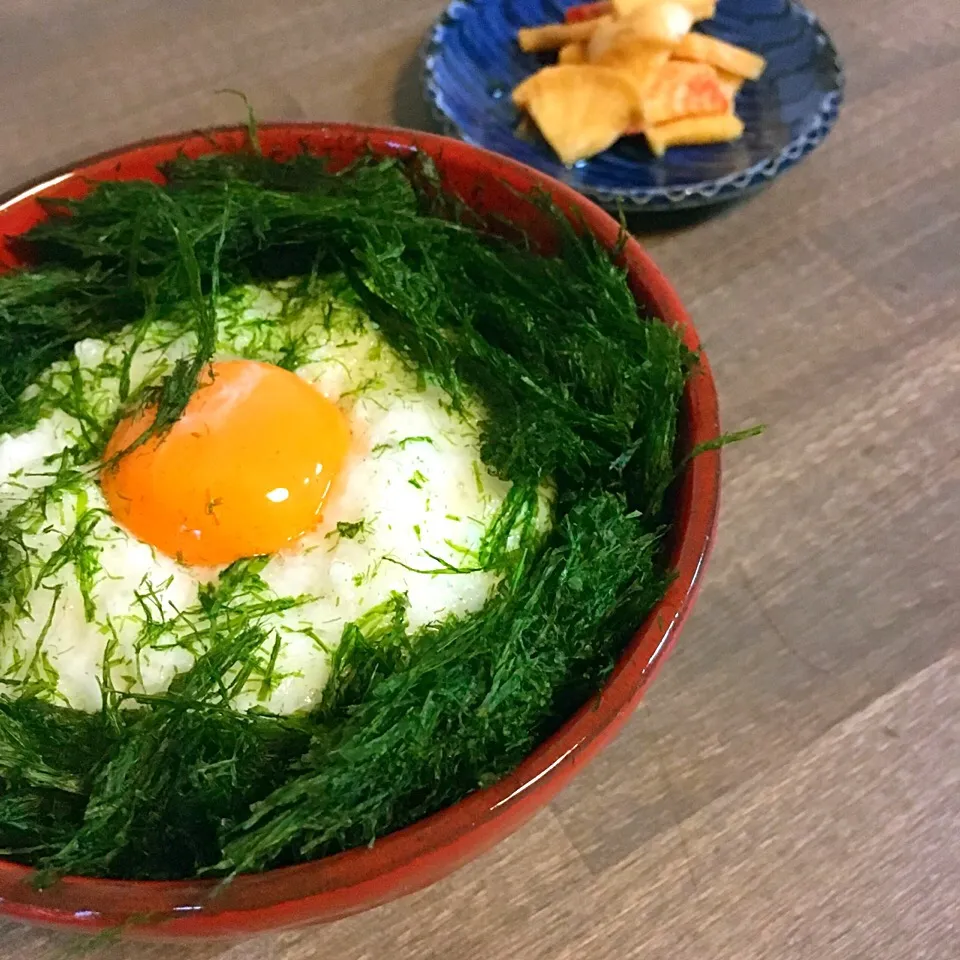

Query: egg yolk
[[101, 360, 350, 566]]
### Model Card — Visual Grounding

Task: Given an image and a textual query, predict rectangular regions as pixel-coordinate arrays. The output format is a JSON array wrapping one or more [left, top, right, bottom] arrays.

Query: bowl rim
[[0, 122, 721, 937]]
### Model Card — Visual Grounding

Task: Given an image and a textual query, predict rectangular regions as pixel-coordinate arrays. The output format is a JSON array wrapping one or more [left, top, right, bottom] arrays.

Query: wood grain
[[0, 0, 957, 956]]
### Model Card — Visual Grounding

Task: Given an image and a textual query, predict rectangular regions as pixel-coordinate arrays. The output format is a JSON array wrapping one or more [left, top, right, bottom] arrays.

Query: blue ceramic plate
[[422, 0, 844, 211]]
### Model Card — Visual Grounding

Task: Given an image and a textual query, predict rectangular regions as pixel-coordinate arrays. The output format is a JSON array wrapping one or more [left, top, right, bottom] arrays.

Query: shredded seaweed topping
[[0, 145, 709, 882]]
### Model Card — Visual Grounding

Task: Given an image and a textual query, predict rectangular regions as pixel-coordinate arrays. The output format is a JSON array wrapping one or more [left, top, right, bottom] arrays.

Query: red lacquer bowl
[[0, 124, 720, 938]]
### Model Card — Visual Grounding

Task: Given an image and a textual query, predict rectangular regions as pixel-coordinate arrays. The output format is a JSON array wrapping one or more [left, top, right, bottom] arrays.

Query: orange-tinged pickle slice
[[641, 60, 731, 125], [587, 26, 672, 98], [588, 3, 693, 59], [517, 18, 611, 53], [673, 32, 766, 80], [715, 66, 746, 99], [612, 0, 717, 21], [644, 112, 744, 156], [558, 42, 589, 65], [513, 65, 642, 165]]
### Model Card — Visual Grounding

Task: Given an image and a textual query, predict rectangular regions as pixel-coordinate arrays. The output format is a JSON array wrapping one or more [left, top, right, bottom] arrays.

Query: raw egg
[[1, 284, 552, 713], [101, 359, 350, 566]]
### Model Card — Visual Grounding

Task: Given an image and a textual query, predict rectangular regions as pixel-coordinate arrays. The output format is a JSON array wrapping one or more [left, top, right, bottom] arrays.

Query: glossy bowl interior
[[0, 123, 720, 939]]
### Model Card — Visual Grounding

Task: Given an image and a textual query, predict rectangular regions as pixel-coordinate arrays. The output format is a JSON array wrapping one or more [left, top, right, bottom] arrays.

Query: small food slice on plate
[[587, 21, 672, 97], [641, 59, 732, 126], [585, 7, 687, 101], [673, 31, 767, 79], [565, 1, 614, 22], [715, 67, 746, 98], [644, 112, 744, 156], [513, 64, 642, 165], [712, 66, 746, 115], [589, 1, 694, 57], [517, 18, 611, 53], [603, 44, 672, 99], [558, 42, 589, 65], [612, 0, 717, 21], [513, 0, 766, 161]]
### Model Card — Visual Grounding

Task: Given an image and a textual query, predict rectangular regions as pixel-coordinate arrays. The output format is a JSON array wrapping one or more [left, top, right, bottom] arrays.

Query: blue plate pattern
[[422, 0, 844, 211]]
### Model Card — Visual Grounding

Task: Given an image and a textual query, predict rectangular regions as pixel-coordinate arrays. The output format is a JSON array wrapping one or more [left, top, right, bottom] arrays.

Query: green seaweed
[[0, 144, 714, 882]]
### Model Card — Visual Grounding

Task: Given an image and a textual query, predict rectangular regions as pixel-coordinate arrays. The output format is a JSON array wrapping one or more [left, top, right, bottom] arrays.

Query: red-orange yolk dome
[[101, 359, 350, 566]]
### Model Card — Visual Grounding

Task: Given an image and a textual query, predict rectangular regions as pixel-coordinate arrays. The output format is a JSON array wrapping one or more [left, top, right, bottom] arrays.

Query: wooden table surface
[[1, 0, 958, 957]]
